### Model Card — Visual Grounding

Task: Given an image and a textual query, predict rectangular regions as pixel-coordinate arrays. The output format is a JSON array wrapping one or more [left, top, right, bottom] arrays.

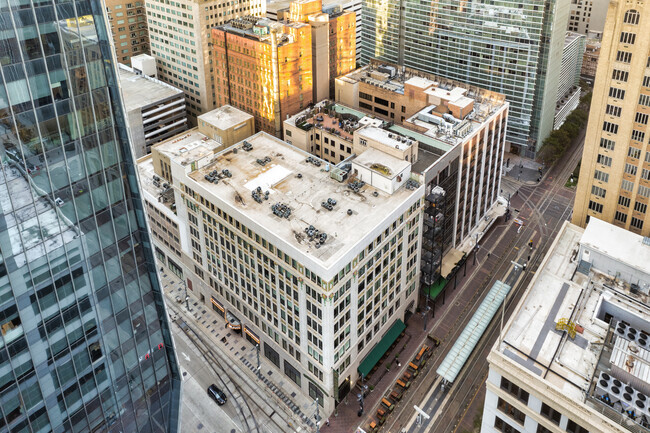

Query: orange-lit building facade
[[212, 18, 313, 136], [289, 0, 355, 98]]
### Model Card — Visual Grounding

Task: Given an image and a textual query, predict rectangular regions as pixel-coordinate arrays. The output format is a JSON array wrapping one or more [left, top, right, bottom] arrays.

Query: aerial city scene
[[1, 0, 650, 432]]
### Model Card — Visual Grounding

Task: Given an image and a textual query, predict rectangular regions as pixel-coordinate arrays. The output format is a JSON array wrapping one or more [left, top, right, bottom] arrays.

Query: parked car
[[207, 384, 227, 405]]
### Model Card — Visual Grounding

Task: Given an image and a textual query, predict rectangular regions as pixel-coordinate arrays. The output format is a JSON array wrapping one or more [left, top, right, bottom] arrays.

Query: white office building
[[482, 218, 650, 433]]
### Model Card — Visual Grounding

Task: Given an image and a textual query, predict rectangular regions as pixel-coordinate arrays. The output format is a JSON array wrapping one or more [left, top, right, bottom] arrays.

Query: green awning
[[357, 319, 406, 377], [426, 278, 447, 299]]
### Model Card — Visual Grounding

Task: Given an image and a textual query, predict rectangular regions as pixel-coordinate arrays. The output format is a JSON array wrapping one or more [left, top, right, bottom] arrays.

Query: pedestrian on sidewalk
[[325, 418, 330, 426]]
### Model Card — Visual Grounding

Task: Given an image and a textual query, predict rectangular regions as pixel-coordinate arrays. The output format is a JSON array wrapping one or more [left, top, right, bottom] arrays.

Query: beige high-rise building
[[106, 0, 150, 64], [572, 4, 650, 236], [567, 0, 609, 35], [145, 0, 266, 121]]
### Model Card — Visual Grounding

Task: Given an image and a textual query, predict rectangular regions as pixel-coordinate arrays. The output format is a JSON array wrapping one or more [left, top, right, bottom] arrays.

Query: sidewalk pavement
[[502, 152, 544, 185], [322, 313, 434, 433], [158, 267, 315, 433]]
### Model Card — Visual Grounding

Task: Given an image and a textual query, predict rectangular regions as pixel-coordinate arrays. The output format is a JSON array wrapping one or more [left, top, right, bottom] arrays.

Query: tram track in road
[[168, 304, 261, 433], [431, 158, 579, 433], [435, 200, 574, 433], [392, 139, 583, 432]]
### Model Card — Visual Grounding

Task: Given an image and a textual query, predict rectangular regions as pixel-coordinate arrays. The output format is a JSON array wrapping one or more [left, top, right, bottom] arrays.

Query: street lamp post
[[183, 278, 190, 311], [472, 233, 479, 266], [256, 343, 261, 379]]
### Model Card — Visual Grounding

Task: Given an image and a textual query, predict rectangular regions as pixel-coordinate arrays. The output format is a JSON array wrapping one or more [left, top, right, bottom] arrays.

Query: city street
[[172, 325, 242, 433], [375, 136, 583, 433]]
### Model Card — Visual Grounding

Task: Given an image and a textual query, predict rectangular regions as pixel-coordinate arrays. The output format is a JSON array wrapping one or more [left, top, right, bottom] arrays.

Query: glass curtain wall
[[0, 0, 180, 432]]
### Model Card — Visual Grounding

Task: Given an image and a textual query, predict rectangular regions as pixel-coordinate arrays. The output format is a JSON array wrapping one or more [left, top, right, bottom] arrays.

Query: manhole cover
[[182, 372, 187, 377], [197, 423, 203, 430]]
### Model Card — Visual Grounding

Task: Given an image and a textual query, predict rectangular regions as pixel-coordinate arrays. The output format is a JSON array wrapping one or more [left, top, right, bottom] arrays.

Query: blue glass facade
[[0, 1, 180, 432], [361, 0, 570, 157]]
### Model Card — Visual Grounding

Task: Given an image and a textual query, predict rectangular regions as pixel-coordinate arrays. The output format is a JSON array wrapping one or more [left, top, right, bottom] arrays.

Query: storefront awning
[[357, 319, 406, 377]]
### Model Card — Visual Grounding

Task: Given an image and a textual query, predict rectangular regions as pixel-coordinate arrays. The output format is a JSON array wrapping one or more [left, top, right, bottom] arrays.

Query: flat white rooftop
[[498, 221, 650, 402], [118, 65, 183, 112], [581, 217, 650, 276], [155, 130, 221, 166], [198, 105, 253, 131], [185, 132, 421, 271], [352, 147, 410, 179], [356, 126, 415, 151]]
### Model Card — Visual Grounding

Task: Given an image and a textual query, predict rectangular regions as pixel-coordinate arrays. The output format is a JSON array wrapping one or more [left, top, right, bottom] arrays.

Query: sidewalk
[[158, 268, 314, 433], [502, 152, 544, 185], [323, 313, 433, 433]]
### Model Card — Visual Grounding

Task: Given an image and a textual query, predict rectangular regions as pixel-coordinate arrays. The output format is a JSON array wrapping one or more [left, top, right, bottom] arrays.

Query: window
[[374, 96, 389, 107], [615, 210, 628, 223], [605, 104, 621, 117], [612, 69, 629, 82], [540, 402, 562, 425], [628, 147, 641, 159], [597, 154, 612, 167], [620, 32, 636, 44], [284, 360, 301, 386], [642, 168, 650, 181], [631, 217, 644, 230], [537, 425, 553, 433], [622, 180, 634, 192], [646, 152, 650, 163], [600, 138, 615, 150], [264, 342, 280, 367], [603, 121, 619, 134], [632, 129, 645, 142], [616, 51, 632, 63], [500, 377, 529, 404], [594, 170, 609, 183], [497, 397, 526, 424], [639, 185, 650, 198], [624, 9, 640, 25], [359, 92, 372, 101], [285, 129, 292, 137], [591, 185, 606, 198], [635, 112, 649, 125], [643, 76, 650, 87], [634, 201, 647, 214], [609, 87, 626, 99], [619, 195, 632, 207], [308, 381, 324, 406], [566, 420, 589, 433], [494, 416, 522, 433], [588, 200, 603, 213], [639, 94, 650, 107], [625, 163, 638, 176]]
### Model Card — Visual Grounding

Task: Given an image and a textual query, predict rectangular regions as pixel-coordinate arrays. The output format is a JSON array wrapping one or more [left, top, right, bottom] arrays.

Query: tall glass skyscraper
[[0, 1, 180, 432], [361, 0, 570, 157]]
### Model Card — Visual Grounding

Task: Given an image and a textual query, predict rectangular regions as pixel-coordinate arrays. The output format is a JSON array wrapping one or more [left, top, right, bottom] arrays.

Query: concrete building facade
[[286, 85, 509, 251], [572, 3, 650, 236], [118, 64, 188, 158], [138, 131, 424, 415], [267, 0, 362, 65], [106, 0, 149, 64], [212, 18, 313, 136], [360, 0, 570, 157], [145, 0, 266, 120], [554, 32, 586, 129], [482, 218, 650, 433], [581, 38, 601, 80], [567, 0, 609, 35]]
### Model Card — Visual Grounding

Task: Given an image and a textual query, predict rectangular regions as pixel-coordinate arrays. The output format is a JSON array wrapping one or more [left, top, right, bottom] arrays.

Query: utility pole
[[183, 278, 190, 311], [473, 233, 479, 266], [256, 343, 261, 379]]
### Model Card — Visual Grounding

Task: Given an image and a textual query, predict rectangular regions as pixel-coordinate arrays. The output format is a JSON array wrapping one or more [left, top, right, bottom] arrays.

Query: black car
[[207, 384, 227, 405]]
